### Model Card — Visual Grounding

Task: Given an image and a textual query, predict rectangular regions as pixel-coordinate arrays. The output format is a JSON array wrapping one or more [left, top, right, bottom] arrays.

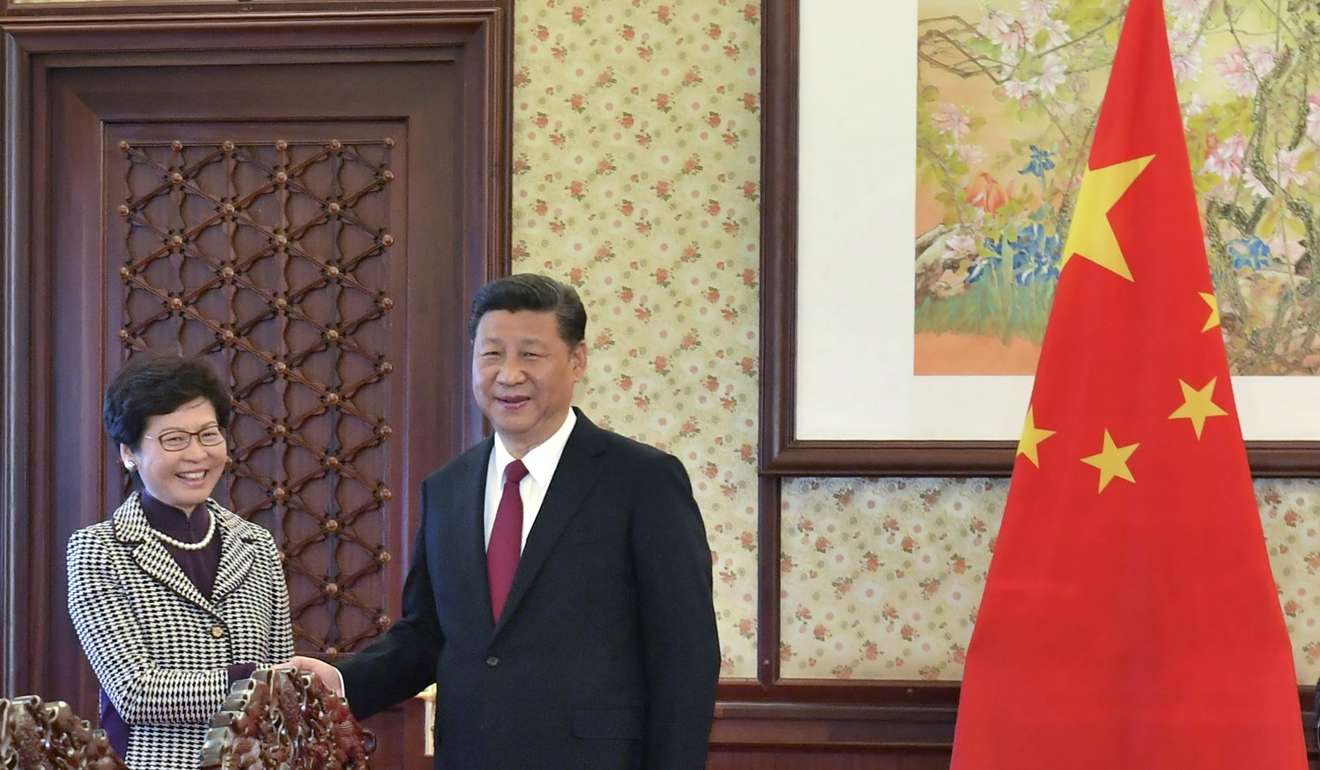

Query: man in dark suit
[[294, 273, 720, 769]]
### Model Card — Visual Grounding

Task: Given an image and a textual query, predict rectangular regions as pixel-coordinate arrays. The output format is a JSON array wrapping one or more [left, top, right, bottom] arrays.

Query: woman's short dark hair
[[468, 273, 587, 347], [104, 353, 231, 449]]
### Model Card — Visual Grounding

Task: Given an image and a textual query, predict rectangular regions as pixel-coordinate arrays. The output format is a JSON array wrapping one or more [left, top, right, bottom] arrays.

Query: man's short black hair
[[104, 353, 232, 449], [468, 273, 587, 347]]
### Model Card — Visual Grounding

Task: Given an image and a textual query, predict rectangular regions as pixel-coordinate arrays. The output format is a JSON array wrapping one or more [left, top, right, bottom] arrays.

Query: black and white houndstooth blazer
[[66, 493, 294, 770]]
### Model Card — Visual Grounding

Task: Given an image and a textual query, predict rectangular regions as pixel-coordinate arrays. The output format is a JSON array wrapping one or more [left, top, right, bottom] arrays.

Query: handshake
[[202, 666, 374, 770], [283, 656, 346, 699]]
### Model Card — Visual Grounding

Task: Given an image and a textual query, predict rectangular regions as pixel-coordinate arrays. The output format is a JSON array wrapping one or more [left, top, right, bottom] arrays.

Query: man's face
[[472, 309, 586, 457]]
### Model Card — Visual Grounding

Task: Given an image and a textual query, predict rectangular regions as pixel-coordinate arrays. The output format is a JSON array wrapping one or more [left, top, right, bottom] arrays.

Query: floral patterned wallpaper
[[779, 478, 1000, 681], [780, 477, 1320, 684], [511, 0, 763, 677], [512, 0, 1320, 686]]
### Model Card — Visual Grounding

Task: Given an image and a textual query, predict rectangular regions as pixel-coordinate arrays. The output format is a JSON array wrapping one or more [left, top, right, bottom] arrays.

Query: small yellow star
[[1168, 377, 1229, 439], [1080, 430, 1139, 493], [1061, 154, 1155, 281], [1199, 291, 1220, 332], [1016, 406, 1056, 468]]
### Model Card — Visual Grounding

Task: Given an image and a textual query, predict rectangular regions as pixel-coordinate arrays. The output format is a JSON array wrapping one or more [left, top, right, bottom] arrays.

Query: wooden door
[[1, 11, 508, 767]]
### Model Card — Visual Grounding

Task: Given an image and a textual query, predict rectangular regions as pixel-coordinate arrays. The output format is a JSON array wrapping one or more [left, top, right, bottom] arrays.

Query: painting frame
[[759, 0, 1320, 477]]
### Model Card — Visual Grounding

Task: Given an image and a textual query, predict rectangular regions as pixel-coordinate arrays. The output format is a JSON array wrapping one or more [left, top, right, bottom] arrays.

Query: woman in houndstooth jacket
[[66, 354, 293, 770]]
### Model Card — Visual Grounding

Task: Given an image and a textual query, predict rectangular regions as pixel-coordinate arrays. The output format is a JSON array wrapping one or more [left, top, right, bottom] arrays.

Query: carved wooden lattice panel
[[116, 138, 398, 655]]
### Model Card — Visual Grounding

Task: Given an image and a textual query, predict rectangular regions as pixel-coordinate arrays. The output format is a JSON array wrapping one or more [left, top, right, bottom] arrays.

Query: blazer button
[[485, 656, 499, 667], [210, 625, 225, 639]]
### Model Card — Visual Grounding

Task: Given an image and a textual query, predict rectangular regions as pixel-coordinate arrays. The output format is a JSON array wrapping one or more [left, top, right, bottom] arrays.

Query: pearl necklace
[[151, 509, 217, 551]]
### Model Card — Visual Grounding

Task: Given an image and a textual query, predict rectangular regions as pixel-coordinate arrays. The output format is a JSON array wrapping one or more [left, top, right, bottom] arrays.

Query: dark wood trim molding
[[712, 682, 958, 751], [763, 440, 1320, 478], [755, 476, 780, 686], [757, 0, 797, 481], [712, 702, 955, 751], [719, 681, 961, 707], [0, 25, 28, 694], [764, 441, 1017, 478], [1241, 443, 1320, 476]]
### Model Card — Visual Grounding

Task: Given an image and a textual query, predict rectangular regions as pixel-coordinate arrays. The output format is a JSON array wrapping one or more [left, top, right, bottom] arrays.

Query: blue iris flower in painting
[[968, 226, 1062, 286], [1008, 224, 1062, 285], [1226, 236, 1271, 271], [967, 236, 1004, 284], [1019, 145, 1056, 179]]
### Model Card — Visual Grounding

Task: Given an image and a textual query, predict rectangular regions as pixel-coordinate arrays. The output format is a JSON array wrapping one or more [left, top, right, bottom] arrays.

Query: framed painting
[[761, 0, 1320, 476]]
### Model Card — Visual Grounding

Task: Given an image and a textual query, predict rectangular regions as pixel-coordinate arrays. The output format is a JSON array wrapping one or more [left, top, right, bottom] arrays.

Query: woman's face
[[120, 396, 227, 514]]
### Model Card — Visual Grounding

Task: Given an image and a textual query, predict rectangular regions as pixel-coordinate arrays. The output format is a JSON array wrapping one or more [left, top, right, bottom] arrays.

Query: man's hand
[[286, 655, 346, 697]]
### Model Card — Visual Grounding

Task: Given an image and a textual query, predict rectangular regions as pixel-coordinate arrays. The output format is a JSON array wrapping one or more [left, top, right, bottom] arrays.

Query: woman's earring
[[124, 461, 135, 471]]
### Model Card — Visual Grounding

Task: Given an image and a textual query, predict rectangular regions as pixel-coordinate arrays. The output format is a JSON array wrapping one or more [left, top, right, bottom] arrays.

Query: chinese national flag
[[948, 1, 1307, 768]]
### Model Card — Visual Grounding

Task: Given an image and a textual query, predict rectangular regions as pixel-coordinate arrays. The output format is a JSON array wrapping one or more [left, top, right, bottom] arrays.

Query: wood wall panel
[[106, 126, 412, 657]]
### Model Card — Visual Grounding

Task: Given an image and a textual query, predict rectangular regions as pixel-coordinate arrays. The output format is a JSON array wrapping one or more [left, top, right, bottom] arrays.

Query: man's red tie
[[487, 459, 528, 621]]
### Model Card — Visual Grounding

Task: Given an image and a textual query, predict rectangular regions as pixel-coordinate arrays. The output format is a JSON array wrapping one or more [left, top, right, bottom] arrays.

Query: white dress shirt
[[483, 409, 577, 552]]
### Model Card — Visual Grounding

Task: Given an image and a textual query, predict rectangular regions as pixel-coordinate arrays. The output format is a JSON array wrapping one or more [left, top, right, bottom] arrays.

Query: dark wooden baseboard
[[709, 746, 950, 770], [707, 682, 1319, 769], [713, 681, 958, 750], [364, 682, 1320, 768]]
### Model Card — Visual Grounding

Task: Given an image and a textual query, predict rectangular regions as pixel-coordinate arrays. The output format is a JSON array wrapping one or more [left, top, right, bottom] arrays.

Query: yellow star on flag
[[1061, 154, 1155, 281], [1017, 406, 1055, 468], [1168, 377, 1228, 439], [1199, 291, 1220, 332], [1080, 430, 1139, 493]]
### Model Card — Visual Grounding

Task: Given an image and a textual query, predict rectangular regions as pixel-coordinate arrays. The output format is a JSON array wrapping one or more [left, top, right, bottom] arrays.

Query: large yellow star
[[1016, 406, 1055, 468], [1199, 291, 1220, 332], [1080, 430, 1139, 493], [1061, 154, 1155, 281], [1168, 377, 1228, 439]]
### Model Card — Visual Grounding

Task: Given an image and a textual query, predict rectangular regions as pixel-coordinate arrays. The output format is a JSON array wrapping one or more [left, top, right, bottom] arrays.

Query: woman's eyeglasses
[[142, 427, 226, 452]]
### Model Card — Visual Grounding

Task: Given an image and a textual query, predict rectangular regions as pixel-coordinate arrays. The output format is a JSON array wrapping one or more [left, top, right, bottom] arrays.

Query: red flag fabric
[[949, 1, 1307, 768]]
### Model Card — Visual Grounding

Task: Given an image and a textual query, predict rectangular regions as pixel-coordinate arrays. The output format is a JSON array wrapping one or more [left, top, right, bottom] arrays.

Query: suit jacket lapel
[[133, 539, 218, 615], [455, 438, 497, 633], [114, 493, 218, 616], [492, 413, 607, 637], [212, 504, 257, 602]]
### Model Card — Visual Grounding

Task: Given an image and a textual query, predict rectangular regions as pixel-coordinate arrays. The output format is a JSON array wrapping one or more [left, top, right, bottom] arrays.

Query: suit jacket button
[[210, 625, 225, 639], [485, 656, 499, 667]]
